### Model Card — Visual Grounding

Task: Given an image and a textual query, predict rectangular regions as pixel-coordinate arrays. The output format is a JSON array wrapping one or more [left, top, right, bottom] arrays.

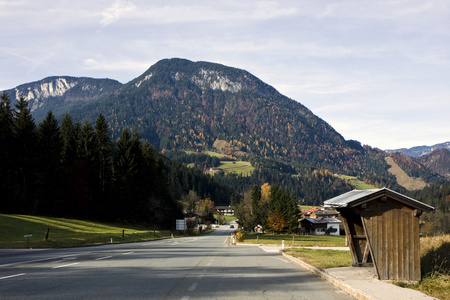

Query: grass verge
[[395, 234, 450, 300], [239, 232, 346, 247], [284, 248, 352, 269]]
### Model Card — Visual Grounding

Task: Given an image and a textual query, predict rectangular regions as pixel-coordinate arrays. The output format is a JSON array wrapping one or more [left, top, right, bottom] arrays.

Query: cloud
[[100, 0, 136, 27], [83, 56, 151, 73]]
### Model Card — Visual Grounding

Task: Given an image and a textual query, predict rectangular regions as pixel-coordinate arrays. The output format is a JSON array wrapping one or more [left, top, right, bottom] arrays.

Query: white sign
[[176, 219, 186, 231]]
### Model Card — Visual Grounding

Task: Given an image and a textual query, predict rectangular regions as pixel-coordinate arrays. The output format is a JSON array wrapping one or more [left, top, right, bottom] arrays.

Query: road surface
[[0, 224, 353, 299]]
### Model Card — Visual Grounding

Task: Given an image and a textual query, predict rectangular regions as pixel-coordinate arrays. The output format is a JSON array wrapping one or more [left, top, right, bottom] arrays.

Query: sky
[[1, 0, 449, 150]]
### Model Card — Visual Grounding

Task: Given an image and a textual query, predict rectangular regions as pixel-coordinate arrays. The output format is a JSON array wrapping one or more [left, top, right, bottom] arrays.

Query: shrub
[[236, 231, 244, 242]]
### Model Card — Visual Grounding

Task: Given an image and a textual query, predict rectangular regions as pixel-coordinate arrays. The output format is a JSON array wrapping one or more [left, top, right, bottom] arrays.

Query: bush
[[236, 231, 244, 242]]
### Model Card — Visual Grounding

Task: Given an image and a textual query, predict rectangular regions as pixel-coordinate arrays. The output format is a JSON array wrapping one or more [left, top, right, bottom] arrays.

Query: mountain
[[386, 142, 450, 157], [67, 59, 370, 171], [416, 148, 450, 179], [2, 58, 447, 196], [5, 76, 122, 121]]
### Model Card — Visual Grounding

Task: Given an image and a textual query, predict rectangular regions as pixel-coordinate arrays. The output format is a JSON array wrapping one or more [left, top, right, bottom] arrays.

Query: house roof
[[324, 188, 434, 212], [314, 210, 339, 216], [216, 206, 235, 210], [301, 206, 325, 214], [301, 217, 342, 224]]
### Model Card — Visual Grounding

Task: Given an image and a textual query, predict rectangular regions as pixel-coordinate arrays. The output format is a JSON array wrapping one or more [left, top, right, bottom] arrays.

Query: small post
[[257, 235, 259, 244], [292, 235, 295, 246], [282, 240, 285, 250], [45, 228, 50, 240], [111, 238, 113, 244], [24, 234, 32, 248], [122, 229, 124, 238]]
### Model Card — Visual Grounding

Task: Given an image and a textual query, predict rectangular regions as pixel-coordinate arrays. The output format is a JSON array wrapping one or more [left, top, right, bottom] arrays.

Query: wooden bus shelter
[[324, 188, 434, 281]]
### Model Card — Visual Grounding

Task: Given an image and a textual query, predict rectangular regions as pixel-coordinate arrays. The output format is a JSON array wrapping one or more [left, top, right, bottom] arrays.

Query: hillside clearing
[[385, 157, 427, 190], [335, 174, 377, 189]]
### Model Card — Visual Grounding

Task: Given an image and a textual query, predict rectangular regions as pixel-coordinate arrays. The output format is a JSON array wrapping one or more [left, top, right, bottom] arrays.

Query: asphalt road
[[0, 225, 353, 299]]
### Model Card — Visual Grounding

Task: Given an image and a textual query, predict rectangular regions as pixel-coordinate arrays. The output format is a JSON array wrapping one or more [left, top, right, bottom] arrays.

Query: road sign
[[176, 219, 186, 231]]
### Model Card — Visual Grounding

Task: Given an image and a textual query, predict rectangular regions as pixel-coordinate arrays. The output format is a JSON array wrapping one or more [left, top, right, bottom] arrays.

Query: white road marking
[[95, 256, 113, 261], [0, 273, 26, 280], [273, 257, 289, 263], [188, 282, 198, 291], [0, 252, 86, 268], [180, 297, 189, 300], [123, 252, 134, 255], [52, 262, 79, 269]]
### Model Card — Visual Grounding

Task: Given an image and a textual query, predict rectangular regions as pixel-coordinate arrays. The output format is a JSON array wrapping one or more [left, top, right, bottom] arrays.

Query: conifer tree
[[113, 129, 142, 221], [35, 111, 63, 215], [0, 92, 14, 212], [60, 113, 78, 167], [13, 96, 37, 213], [94, 114, 113, 216]]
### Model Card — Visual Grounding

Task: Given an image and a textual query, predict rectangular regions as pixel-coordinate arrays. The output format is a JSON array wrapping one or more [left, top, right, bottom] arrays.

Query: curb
[[280, 251, 374, 300]]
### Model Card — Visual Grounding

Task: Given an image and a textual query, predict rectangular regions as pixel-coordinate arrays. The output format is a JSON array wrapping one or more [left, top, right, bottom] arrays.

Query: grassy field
[[204, 150, 226, 158], [299, 205, 314, 211], [0, 214, 174, 248], [183, 149, 254, 176], [218, 160, 254, 176], [335, 174, 377, 189], [239, 232, 346, 247]]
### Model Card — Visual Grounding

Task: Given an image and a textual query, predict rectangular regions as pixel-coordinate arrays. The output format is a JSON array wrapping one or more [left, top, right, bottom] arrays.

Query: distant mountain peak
[[131, 58, 276, 96], [17, 77, 77, 101], [386, 142, 450, 157]]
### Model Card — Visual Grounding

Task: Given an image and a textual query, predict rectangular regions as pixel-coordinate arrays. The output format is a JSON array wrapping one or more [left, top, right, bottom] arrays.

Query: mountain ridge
[[2, 58, 447, 194], [386, 141, 450, 157]]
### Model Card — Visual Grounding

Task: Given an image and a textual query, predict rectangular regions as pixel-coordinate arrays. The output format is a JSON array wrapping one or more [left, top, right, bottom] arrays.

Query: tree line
[[0, 92, 236, 228], [235, 184, 300, 233]]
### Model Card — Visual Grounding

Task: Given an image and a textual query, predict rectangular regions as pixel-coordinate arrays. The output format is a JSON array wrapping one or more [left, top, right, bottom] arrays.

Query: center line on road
[[188, 282, 198, 291], [52, 262, 79, 269], [0, 273, 26, 280], [123, 252, 134, 255], [96, 256, 113, 261]]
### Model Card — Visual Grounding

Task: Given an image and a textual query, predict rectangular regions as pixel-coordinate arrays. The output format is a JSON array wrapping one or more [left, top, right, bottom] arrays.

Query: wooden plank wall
[[361, 197, 420, 281], [340, 209, 372, 267]]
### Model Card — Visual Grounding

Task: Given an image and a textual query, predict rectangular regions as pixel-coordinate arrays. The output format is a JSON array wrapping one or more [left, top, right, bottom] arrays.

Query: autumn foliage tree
[[268, 209, 288, 233]]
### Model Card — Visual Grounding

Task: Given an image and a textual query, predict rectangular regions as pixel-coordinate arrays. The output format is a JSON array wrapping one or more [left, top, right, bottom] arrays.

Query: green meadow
[[0, 214, 172, 248]]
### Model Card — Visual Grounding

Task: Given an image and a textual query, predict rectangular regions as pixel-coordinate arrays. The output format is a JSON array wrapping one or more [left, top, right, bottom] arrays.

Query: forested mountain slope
[[2, 58, 447, 202], [66, 59, 387, 176]]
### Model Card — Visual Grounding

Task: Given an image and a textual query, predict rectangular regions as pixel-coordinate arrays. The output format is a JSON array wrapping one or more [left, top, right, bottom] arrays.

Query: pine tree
[[13, 96, 37, 213], [94, 114, 113, 216], [35, 111, 63, 215], [0, 92, 15, 212], [113, 129, 142, 221], [60, 113, 78, 167]]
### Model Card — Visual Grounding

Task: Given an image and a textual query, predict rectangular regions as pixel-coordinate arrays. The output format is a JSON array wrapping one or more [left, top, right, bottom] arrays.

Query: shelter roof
[[324, 188, 434, 212]]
